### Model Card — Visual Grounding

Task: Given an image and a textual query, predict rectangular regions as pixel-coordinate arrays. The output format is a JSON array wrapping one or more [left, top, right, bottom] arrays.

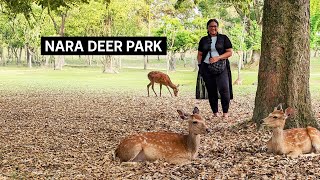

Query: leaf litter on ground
[[0, 90, 320, 179]]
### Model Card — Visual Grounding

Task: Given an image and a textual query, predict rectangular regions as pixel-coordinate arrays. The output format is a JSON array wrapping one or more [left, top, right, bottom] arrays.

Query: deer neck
[[168, 82, 176, 89], [271, 127, 285, 152], [186, 132, 200, 158]]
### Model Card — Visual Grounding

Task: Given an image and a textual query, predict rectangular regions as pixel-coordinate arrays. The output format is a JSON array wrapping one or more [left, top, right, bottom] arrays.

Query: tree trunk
[[18, 47, 22, 65], [54, 56, 64, 70], [86, 55, 92, 66], [143, 55, 147, 70], [234, 51, 243, 85], [249, 49, 260, 64], [194, 59, 198, 72], [27, 48, 32, 68], [180, 52, 186, 67], [243, 50, 248, 65], [253, 0, 317, 129], [314, 49, 318, 57], [12, 48, 19, 65], [56, 14, 66, 70], [102, 55, 118, 73], [43, 56, 49, 67], [169, 53, 176, 71], [0, 45, 3, 66]]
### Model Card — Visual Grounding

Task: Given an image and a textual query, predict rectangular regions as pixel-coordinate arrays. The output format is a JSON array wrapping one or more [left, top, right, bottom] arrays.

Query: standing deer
[[147, 71, 179, 97], [115, 107, 211, 164], [262, 104, 320, 157]]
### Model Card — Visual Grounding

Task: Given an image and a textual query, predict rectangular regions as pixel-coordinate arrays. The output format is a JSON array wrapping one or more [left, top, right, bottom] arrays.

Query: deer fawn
[[147, 71, 179, 97], [262, 104, 320, 158], [115, 107, 211, 164]]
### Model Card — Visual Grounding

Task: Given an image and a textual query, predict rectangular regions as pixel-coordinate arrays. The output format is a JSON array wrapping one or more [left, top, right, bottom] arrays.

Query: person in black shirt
[[197, 19, 233, 118]]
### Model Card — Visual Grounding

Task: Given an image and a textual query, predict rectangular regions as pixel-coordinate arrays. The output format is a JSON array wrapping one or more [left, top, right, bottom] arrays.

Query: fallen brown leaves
[[0, 90, 320, 179]]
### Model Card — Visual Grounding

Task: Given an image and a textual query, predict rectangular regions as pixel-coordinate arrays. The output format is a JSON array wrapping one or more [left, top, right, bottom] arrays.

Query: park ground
[[0, 56, 320, 179]]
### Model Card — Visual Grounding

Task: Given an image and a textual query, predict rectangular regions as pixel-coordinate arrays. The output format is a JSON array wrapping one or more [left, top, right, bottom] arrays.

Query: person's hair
[[206, 19, 219, 28]]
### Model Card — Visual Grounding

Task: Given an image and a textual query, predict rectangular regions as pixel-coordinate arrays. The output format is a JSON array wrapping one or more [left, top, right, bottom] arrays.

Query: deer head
[[173, 84, 180, 97], [177, 107, 211, 135], [262, 104, 295, 128]]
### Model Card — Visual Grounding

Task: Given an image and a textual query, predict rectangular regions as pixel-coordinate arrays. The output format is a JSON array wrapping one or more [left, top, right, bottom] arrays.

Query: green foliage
[[36, 0, 89, 11], [0, 0, 33, 18], [311, 0, 320, 51], [311, 13, 320, 50], [0, 13, 26, 48], [197, 0, 224, 18], [66, 0, 105, 36], [227, 23, 246, 51], [106, 0, 148, 36], [245, 20, 261, 50]]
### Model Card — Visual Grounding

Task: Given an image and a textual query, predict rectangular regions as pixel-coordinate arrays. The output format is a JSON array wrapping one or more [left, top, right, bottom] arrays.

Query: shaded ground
[[0, 91, 320, 179]]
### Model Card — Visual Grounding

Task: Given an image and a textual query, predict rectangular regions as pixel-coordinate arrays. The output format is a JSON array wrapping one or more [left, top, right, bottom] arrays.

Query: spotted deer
[[115, 107, 211, 164], [262, 104, 320, 157], [147, 71, 179, 97]]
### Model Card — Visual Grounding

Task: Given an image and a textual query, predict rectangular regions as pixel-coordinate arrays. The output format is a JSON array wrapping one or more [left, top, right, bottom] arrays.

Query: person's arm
[[197, 51, 203, 64], [209, 48, 233, 63]]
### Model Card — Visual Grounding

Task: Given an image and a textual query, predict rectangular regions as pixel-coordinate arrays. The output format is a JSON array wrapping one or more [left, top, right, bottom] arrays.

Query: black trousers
[[200, 63, 230, 113]]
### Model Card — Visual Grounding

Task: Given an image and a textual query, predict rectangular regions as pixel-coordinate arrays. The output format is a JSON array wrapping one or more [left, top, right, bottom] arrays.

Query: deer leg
[[266, 141, 273, 153], [117, 144, 143, 162], [131, 150, 147, 162], [287, 149, 302, 158], [151, 83, 157, 96], [166, 86, 173, 97], [168, 158, 191, 165], [311, 140, 320, 153], [160, 84, 162, 97], [307, 127, 320, 153], [147, 83, 151, 97], [300, 153, 320, 157]]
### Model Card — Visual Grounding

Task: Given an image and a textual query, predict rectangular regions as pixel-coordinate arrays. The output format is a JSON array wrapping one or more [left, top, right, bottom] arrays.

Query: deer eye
[[192, 121, 198, 124], [273, 116, 277, 119]]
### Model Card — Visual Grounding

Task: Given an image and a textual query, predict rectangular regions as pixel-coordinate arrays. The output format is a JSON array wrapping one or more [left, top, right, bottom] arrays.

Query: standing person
[[197, 19, 233, 118]]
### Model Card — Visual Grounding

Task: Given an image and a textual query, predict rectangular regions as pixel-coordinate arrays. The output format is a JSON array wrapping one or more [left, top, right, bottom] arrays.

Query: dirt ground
[[0, 90, 320, 179]]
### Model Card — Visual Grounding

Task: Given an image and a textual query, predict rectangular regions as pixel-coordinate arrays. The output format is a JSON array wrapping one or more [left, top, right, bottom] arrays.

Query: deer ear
[[277, 103, 283, 111], [193, 107, 200, 114], [285, 107, 295, 117], [176, 84, 180, 88], [177, 110, 189, 120]]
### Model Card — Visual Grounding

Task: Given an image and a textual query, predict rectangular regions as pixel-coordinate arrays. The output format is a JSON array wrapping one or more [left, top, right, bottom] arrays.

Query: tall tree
[[253, 0, 317, 128], [37, 0, 88, 70], [221, 0, 263, 65]]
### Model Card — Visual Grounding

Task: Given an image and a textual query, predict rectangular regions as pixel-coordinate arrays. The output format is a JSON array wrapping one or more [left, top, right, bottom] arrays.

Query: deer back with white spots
[[115, 107, 211, 164], [262, 104, 320, 157]]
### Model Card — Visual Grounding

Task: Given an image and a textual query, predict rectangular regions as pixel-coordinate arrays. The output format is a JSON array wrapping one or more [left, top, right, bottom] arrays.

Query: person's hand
[[209, 56, 220, 64]]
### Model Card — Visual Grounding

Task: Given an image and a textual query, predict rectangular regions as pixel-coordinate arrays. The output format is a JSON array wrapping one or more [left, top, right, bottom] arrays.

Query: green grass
[[0, 66, 198, 95], [0, 56, 319, 97]]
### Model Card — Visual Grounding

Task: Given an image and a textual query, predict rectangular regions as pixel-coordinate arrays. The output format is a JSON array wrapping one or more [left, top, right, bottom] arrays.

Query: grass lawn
[[0, 56, 319, 97]]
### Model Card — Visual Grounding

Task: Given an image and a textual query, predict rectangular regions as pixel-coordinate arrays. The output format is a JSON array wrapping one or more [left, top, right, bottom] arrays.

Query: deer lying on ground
[[147, 71, 179, 97], [115, 107, 211, 164], [262, 104, 320, 158]]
